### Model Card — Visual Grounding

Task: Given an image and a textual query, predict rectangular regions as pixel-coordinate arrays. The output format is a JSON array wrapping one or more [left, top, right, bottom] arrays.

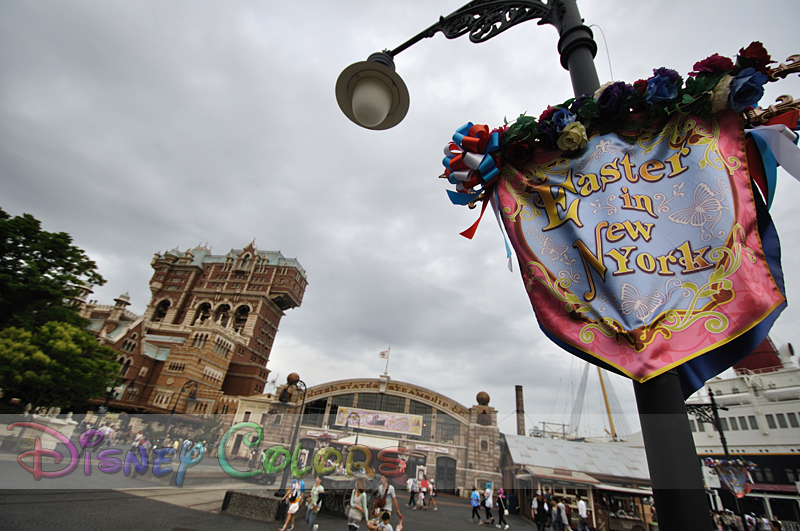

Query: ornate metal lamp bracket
[[388, 0, 562, 57], [685, 403, 715, 426]]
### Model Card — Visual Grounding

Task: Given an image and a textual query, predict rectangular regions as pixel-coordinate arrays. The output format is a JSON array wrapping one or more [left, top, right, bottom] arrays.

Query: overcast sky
[[2, 0, 799, 438]]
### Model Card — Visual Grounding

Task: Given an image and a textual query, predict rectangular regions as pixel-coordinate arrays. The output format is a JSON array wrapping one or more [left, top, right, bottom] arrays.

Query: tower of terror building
[[73, 242, 306, 415]]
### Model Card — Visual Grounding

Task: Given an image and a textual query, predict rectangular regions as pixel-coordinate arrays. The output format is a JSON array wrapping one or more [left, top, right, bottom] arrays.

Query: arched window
[[240, 254, 250, 268], [120, 358, 132, 377], [233, 306, 250, 333], [192, 303, 212, 325], [214, 304, 231, 327], [153, 300, 170, 322]]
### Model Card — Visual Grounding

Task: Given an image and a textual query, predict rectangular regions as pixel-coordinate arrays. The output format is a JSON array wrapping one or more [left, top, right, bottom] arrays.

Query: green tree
[[0, 207, 105, 330], [0, 321, 120, 411]]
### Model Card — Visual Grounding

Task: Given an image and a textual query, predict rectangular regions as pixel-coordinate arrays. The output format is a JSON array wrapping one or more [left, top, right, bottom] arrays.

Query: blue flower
[[551, 107, 576, 132], [646, 75, 679, 105], [728, 67, 769, 112]]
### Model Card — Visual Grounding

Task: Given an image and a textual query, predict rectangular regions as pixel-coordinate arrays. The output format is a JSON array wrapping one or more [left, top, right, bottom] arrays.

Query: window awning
[[520, 466, 600, 485], [593, 483, 653, 496], [335, 434, 405, 451]]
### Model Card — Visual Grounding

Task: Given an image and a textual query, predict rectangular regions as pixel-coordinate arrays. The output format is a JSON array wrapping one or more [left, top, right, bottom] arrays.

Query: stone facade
[[224, 375, 501, 496], [76, 242, 306, 415]]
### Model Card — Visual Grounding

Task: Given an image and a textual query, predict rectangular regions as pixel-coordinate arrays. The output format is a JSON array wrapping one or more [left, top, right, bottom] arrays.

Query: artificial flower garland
[[442, 42, 777, 205]]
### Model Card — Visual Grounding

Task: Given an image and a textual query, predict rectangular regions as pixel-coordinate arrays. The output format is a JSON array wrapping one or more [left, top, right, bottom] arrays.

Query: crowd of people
[[76, 421, 212, 459], [710, 509, 784, 531], [404, 474, 438, 512], [530, 489, 589, 531], [468, 482, 512, 530]]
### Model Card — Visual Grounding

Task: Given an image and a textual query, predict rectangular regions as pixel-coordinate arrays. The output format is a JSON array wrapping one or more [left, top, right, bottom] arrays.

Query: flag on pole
[[379, 349, 390, 359]]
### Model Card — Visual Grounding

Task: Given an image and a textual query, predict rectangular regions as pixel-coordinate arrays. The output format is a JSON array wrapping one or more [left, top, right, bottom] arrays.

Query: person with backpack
[[406, 476, 417, 509], [470, 487, 482, 523]]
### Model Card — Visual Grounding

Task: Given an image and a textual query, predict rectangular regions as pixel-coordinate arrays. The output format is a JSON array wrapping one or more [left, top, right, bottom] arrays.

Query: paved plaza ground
[[0, 449, 535, 531], [0, 488, 534, 531]]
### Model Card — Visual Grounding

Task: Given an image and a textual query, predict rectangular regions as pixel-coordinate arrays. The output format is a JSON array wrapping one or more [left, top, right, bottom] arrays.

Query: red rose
[[539, 105, 556, 122], [633, 79, 648, 95], [506, 141, 534, 166], [738, 41, 774, 74], [690, 53, 735, 77]]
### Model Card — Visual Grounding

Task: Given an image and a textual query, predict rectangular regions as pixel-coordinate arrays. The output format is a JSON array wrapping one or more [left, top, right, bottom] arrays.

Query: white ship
[[685, 337, 800, 524]]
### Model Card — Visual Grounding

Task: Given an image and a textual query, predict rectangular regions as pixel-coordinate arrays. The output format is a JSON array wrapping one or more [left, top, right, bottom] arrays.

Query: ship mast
[[598, 366, 617, 440]]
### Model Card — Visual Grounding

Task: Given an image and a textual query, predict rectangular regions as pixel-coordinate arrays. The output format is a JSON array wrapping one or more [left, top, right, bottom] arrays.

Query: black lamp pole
[[161, 379, 199, 446], [338, 2, 714, 529], [345, 411, 362, 447], [277, 376, 307, 495], [687, 389, 749, 530]]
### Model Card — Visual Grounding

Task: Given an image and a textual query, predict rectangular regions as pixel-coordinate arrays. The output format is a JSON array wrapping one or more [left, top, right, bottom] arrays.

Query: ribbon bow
[[442, 123, 501, 206]]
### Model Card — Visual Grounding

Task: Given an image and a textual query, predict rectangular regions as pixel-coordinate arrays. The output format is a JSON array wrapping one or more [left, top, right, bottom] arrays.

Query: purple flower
[[538, 121, 560, 149], [569, 94, 592, 114], [646, 75, 679, 105], [551, 107, 576, 132], [597, 82, 634, 119], [728, 67, 769, 112], [652, 67, 681, 84]]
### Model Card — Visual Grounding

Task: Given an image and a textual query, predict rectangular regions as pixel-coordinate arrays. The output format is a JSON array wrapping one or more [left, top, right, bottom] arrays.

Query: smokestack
[[515, 385, 525, 436]]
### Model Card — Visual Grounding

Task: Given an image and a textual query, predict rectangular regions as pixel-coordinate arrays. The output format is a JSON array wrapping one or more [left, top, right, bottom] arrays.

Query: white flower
[[710, 74, 733, 113], [557, 122, 589, 152]]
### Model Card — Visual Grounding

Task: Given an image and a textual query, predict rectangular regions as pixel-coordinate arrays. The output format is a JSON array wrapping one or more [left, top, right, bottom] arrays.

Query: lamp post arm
[[388, 0, 555, 57], [385, 0, 598, 97]]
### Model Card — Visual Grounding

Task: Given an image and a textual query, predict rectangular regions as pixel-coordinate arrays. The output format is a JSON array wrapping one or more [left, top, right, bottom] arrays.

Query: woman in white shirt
[[481, 482, 494, 526]]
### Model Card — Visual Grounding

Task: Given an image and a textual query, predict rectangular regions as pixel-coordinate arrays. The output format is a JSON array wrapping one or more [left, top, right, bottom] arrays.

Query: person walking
[[406, 476, 417, 508], [280, 477, 304, 531], [419, 476, 430, 510], [576, 494, 589, 531], [496, 488, 509, 530], [554, 497, 568, 531], [427, 478, 438, 511], [470, 487, 482, 523], [375, 474, 403, 526], [482, 482, 494, 526], [348, 477, 368, 531], [305, 475, 324, 531], [531, 491, 549, 531]]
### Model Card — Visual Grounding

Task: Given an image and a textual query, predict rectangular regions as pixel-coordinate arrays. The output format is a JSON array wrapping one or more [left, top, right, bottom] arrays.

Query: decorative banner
[[439, 43, 800, 396], [334, 406, 423, 436], [496, 110, 785, 388], [705, 458, 756, 497]]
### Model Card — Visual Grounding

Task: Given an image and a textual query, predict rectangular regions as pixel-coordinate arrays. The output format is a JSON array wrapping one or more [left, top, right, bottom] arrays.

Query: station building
[[225, 374, 502, 495]]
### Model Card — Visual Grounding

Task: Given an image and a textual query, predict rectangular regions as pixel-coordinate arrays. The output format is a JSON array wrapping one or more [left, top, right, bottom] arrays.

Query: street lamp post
[[687, 389, 750, 531], [337, 2, 713, 529], [93, 378, 128, 429], [276, 373, 308, 495], [161, 379, 199, 447], [344, 411, 362, 447]]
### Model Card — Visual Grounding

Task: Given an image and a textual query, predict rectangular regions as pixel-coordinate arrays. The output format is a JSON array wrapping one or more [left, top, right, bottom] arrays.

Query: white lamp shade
[[351, 76, 393, 128], [336, 59, 409, 130]]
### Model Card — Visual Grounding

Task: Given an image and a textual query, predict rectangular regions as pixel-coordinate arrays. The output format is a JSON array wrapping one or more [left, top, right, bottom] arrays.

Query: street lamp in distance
[[161, 379, 199, 446]]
